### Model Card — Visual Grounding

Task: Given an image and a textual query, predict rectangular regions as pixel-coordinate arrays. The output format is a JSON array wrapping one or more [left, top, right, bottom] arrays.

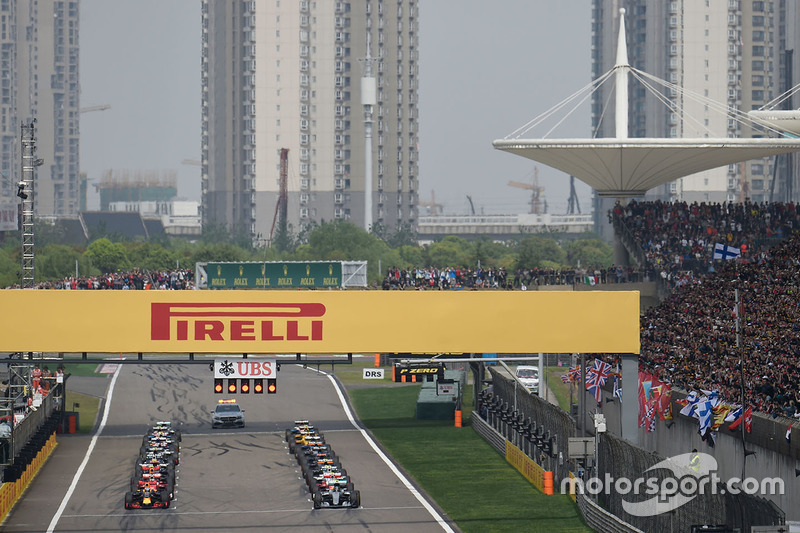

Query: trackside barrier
[[505, 440, 553, 494], [0, 432, 57, 523], [576, 491, 645, 533]]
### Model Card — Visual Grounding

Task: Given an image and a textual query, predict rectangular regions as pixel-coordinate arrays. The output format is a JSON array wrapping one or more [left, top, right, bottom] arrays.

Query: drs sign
[[214, 358, 276, 379], [363, 368, 384, 380]]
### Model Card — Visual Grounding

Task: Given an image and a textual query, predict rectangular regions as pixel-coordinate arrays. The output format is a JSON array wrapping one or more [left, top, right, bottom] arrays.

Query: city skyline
[[79, 1, 593, 220]]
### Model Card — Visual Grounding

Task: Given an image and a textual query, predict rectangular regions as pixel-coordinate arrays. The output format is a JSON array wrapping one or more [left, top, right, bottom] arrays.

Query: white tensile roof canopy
[[494, 8, 800, 198], [493, 138, 800, 197]]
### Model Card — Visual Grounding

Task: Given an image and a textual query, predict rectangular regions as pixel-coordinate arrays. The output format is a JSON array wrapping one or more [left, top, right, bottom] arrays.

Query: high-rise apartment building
[[201, 0, 419, 241], [0, 0, 80, 217], [591, 1, 785, 210]]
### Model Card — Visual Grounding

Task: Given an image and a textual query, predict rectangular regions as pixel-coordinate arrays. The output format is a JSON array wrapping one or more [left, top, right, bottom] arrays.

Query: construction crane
[[508, 167, 547, 215], [466, 195, 476, 215], [418, 190, 443, 215], [269, 148, 289, 244], [80, 104, 111, 114], [567, 175, 582, 215]]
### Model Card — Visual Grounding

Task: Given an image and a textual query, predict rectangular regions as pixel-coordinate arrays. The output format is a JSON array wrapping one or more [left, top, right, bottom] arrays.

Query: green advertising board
[[206, 262, 342, 289]]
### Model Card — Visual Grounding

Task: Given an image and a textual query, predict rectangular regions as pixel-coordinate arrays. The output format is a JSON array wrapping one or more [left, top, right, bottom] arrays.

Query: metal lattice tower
[[19, 121, 39, 288]]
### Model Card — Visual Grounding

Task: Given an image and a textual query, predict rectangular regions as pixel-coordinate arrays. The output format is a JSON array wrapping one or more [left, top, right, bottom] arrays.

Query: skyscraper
[[591, 0, 784, 208], [0, 0, 80, 217], [201, 0, 419, 242]]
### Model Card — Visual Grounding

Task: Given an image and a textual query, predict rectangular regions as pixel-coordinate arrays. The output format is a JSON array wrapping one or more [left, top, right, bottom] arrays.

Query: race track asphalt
[[0, 359, 458, 533]]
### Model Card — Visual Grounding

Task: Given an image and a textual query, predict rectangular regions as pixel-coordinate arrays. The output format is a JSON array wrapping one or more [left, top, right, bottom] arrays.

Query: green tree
[[299, 220, 396, 282], [188, 242, 252, 264], [565, 238, 613, 268], [398, 244, 424, 267], [124, 242, 179, 271], [84, 238, 130, 272], [515, 235, 566, 269], [425, 236, 473, 268], [37, 244, 95, 280], [0, 247, 19, 287]]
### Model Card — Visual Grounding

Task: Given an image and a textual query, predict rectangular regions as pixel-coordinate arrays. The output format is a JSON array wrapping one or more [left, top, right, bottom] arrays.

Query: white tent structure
[[493, 8, 800, 198]]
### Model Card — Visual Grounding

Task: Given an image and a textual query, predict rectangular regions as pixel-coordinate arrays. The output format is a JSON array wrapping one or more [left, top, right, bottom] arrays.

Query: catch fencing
[[482, 367, 785, 533]]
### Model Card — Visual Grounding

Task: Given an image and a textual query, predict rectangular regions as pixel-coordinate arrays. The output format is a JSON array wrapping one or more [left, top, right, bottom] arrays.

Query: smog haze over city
[[79, 0, 592, 216]]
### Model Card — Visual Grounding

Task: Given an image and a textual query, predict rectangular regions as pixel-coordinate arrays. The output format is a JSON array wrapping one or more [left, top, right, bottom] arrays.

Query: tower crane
[[80, 104, 111, 114], [507, 167, 547, 215], [418, 190, 443, 215]]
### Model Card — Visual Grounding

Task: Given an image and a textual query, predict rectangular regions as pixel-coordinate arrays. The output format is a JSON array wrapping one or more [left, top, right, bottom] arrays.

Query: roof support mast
[[615, 8, 629, 140], [359, 34, 377, 232]]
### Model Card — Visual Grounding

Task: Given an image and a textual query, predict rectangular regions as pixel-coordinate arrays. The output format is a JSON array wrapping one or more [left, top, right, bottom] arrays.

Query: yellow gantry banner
[[0, 290, 640, 354]]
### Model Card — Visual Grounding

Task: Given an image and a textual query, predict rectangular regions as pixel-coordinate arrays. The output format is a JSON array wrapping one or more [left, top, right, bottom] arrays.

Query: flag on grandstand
[[726, 405, 753, 433], [701, 428, 716, 448], [568, 365, 581, 383], [726, 406, 743, 430], [732, 301, 744, 320], [585, 359, 612, 406], [561, 373, 571, 384], [713, 243, 741, 260], [711, 404, 731, 431], [613, 375, 622, 400], [677, 391, 700, 417], [646, 404, 657, 433], [787, 424, 792, 444], [584, 275, 597, 286], [694, 397, 714, 435]]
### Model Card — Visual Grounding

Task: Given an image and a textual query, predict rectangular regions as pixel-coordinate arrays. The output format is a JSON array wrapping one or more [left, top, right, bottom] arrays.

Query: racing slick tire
[[312, 492, 322, 509], [160, 491, 171, 508], [352, 490, 361, 508], [124, 492, 134, 509]]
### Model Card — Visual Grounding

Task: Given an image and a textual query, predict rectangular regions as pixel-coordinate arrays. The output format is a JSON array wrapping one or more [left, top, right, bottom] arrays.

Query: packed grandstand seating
[[610, 200, 800, 420]]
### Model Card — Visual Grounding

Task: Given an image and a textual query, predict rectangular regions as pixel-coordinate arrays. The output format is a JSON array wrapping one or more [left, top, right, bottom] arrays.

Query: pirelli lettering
[[150, 302, 326, 342]]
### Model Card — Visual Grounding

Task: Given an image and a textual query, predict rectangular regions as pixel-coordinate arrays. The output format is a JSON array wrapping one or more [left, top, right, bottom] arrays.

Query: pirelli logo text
[[151, 303, 326, 342]]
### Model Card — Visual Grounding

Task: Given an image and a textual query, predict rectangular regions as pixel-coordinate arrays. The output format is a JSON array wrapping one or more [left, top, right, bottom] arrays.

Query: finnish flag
[[713, 243, 740, 260]]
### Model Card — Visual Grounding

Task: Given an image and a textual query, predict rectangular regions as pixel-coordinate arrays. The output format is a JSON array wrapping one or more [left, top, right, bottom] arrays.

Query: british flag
[[585, 358, 612, 406], [568, 365, 581, 383]]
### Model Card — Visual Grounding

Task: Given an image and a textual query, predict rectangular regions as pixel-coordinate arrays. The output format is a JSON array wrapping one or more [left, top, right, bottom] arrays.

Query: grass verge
[[348, 384, 592, 533], [545, 367, 575, 412], [62, 391, 100, 433]]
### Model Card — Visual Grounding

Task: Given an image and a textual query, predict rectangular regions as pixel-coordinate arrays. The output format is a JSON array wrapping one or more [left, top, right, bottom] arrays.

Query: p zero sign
[[214, 358, 276, 379], [0, 291, 640, 354]]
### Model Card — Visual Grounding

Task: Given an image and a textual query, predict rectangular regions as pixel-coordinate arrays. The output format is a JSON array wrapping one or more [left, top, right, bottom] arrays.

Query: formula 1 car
[[124, 481, 171, 509], [307, 469, 353, 493], [312, 484, 360, 509], [131, 472, 174, 499]]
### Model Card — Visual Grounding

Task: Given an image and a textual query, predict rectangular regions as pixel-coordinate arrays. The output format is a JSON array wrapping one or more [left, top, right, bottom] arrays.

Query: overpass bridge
[[416, 213, 595, 241]]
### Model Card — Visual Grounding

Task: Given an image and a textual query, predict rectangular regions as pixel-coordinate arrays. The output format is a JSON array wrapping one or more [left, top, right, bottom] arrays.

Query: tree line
[[0, 218, 614, 287]]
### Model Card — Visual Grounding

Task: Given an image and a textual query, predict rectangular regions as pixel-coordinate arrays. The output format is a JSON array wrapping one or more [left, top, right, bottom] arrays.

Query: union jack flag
[[568, 365, 581, 383], [585, 358, 612, 406], [561, 374, 571, 384]]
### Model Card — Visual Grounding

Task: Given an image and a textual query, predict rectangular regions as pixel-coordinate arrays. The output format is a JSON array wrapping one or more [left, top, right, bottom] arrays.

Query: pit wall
[[0, 432, 57, 524]]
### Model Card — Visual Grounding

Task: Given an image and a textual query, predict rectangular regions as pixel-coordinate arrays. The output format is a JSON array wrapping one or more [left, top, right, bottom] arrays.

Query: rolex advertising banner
[[0, 291, 640, 354]]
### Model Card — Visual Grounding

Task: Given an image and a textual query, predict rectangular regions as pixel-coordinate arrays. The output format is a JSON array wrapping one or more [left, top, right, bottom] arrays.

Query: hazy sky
[[80, 1, 593, 215]]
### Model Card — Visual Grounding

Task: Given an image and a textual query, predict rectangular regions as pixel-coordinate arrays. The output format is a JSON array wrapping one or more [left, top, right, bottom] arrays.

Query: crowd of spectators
[[612, 199, 799, 287], [381, 265, 650, 290], [10, 268, 195, 290], [608, 200, 800, 419]]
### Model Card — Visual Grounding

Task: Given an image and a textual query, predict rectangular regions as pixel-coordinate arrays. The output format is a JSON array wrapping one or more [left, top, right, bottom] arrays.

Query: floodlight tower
[[359, 35, 378, 232], [19, 121, 42, 288]]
